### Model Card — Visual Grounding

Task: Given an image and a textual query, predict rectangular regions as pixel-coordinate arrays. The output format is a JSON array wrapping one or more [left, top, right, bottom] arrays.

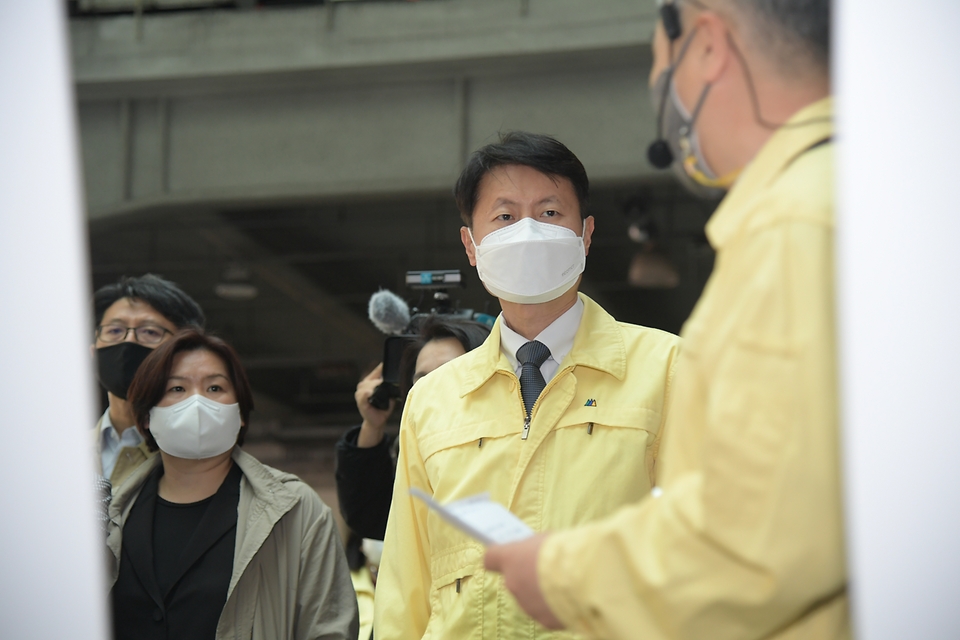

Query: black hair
[[128, 328, 253, 452], [94, 274, 205, 329], [344, 532, 366, 572], [416, 315, 491, 352], [398, 315, 492, 396], [453, 131, 590, 226]]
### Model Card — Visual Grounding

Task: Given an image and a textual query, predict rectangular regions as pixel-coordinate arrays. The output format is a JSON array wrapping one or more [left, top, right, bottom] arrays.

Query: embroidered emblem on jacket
[[584, 399, 597, 407]]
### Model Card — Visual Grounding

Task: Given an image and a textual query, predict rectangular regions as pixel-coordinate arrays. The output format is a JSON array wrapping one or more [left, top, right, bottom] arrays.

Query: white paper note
[[409, 488, 534, 546]]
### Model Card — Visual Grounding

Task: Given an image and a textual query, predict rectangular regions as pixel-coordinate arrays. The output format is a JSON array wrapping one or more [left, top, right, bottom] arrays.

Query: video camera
[[367, 269, 493, 410]]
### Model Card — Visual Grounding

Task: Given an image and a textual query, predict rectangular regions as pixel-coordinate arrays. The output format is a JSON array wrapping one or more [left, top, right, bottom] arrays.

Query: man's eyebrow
[[535, 196, 561, 206], [491, 196, 562, 208]]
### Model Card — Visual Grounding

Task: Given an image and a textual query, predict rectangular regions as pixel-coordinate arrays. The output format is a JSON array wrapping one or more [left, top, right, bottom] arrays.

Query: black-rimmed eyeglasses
[[95, 324, 172, 346]]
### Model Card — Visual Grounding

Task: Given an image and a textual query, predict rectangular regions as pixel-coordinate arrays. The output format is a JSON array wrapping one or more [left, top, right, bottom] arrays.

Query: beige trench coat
[[107, 447, 359, 640]]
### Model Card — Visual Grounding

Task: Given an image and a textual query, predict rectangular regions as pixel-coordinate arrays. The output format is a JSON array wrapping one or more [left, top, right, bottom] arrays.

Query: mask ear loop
[[677, 79, 711, 161], [678, 82, 743, 188]]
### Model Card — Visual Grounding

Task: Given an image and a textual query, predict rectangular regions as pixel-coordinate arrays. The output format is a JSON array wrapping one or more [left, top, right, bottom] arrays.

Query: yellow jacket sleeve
[[538, 218, 848, 640], [373, 387, 434, 640]]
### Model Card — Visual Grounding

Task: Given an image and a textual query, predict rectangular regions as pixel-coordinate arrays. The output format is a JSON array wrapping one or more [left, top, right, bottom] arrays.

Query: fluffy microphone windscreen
[[368, 289, 411, 335]]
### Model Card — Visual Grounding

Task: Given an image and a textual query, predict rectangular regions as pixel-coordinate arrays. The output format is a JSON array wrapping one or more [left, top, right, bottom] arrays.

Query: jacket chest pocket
[[539, 406, 661, 528], [424, 550, 484, 640], [421, 418, 522, 502]]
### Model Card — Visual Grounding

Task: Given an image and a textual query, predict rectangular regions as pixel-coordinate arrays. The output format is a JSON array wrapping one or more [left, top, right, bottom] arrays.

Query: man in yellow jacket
[[373, 132, 682, 639], [485, 1, 848, 639]]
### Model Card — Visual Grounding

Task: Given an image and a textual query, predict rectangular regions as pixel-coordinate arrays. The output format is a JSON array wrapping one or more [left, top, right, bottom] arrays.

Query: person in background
[[108, 329, 358, 640], [93, 274, 205, 490], [335, 315, 491, 540], [374, 131, 681, 640], [485, 1, 845, 639], [344, 532, 377, 640]]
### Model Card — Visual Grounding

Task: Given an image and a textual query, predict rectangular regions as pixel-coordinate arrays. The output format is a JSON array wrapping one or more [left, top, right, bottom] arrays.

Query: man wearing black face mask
[[93, 274, 205, 490]]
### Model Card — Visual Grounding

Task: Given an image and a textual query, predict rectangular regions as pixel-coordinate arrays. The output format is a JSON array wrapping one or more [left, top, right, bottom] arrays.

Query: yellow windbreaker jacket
[[375, 293, 681, 639], [539, 98, 848, 640]]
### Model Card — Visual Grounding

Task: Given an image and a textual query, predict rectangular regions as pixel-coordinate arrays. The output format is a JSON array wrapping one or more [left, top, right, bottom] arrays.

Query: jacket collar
[[458, 293, 626, 397], [107, 447, 303, 591], [109, 449, 162, 524], [117, 464, 164, 609], [706, 96, 834, 250], [109, 447, 298, 514], [162, 463, 242, 599], [225, 448, 301, 597]]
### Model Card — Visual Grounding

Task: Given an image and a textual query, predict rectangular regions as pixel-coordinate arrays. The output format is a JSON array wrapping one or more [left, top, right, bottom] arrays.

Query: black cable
[[726, 33, 832, 131], [672, 0, 832, 131]]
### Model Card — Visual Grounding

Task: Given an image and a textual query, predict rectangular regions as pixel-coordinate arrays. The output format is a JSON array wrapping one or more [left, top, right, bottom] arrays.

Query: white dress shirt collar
[[99, 406, 144, 481], [499, 297, 584, 383]]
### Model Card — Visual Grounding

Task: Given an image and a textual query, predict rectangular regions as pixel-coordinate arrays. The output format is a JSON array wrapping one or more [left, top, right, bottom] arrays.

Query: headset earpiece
[[648, 0, 683, 170], [661, 1, 682, 41]]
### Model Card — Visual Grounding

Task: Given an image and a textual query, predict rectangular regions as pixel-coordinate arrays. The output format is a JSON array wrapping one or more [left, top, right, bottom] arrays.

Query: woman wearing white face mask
[[107, 329, 358, 640]]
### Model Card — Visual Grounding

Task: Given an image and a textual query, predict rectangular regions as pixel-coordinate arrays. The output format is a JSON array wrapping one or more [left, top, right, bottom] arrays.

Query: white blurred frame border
[[0, 2, 108, 639], [836, 0, 960, 638]]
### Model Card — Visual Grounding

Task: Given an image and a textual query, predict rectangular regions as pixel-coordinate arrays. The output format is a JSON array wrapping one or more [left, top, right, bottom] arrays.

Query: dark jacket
[[334, 425, 395, 540], [112, 464, 239, 640]]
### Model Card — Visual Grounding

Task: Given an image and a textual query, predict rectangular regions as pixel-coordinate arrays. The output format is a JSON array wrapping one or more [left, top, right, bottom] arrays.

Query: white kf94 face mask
[[470, 217, 586, 304], [148, 394, 242, 459]]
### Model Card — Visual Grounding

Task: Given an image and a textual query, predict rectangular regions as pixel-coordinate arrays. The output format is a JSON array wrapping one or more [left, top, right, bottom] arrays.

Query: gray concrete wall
[[71, 0, 660, 219]]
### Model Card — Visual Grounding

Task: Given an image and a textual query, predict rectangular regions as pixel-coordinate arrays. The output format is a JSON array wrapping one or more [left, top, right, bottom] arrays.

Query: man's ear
[[582, 216, 596, 256], [460, 226, 478, 267], [691, 10, 734, 84]]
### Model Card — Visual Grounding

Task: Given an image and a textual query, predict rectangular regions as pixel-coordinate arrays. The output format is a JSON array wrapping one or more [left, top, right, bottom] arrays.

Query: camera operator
[[335, 315, 491, 540]]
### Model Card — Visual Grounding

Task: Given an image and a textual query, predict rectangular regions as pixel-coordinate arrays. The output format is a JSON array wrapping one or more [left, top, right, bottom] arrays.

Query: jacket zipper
[[518, 365, 574, 441]]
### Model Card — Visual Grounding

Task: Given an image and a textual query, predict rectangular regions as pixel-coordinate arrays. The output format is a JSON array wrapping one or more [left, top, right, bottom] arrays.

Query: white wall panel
[[0, 2, 108, 638], [836, 1, 960, 638]]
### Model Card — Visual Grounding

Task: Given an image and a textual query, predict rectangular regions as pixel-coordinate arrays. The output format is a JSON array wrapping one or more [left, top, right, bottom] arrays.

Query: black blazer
[[112, 464, 240, 640]]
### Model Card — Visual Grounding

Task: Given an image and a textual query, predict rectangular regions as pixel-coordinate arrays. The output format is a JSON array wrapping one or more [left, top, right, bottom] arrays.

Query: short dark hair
[[94, 274, 205, 329], [723, 0, 830, 73], [454, 132, 590, 226], [399, 315, 492, 396], [128, 328, 254, 452]]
